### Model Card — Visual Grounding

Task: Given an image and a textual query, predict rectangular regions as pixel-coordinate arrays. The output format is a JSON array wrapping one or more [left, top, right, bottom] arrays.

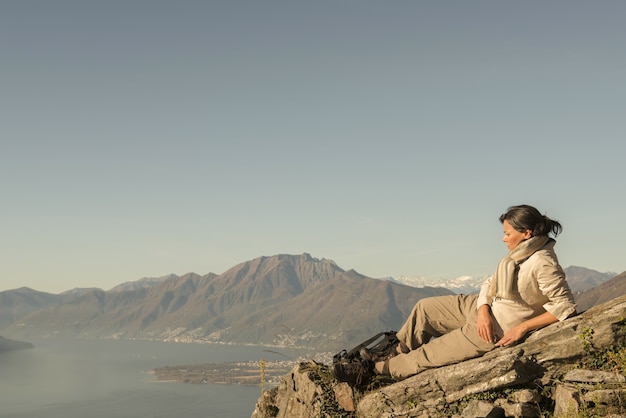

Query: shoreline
[[152, 359, 296, 386]]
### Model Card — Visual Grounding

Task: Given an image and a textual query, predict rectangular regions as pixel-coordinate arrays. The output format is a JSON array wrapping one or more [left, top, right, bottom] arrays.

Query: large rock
[[252, 294, 626, 418]]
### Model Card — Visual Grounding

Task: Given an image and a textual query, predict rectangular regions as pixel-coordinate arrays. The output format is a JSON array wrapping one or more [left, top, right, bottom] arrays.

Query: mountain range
[[390, 265, 616, 295], [0, 253, 623, 351], [0, 254, 453, 350]]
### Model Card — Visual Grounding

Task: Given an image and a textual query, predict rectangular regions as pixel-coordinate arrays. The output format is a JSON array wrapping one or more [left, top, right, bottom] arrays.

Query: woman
[[333, 204, 577, 385]]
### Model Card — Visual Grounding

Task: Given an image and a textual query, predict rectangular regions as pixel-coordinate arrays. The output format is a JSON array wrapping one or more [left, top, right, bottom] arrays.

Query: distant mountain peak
[[389, 266, 616, 294], [107, 274, 180, 293], [0, 253, 448, 350], [1, 255, 620, 351]]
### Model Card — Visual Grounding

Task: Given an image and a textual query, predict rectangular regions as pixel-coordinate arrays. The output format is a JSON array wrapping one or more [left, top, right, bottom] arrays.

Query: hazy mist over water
[[0, 339, 294, 418]]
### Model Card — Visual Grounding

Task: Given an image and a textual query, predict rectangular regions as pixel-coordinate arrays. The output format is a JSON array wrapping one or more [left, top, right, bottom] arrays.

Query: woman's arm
[[534, 251, 577, 320], [495, 311, 558, 347]]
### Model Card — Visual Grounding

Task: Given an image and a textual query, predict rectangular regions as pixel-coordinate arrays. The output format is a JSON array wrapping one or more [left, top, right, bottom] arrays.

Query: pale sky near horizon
[[2, 1, 625, 294]]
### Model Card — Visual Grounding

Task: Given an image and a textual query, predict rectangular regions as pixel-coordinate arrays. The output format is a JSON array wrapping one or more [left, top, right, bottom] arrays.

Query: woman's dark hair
[[499, 204, 563, 237]]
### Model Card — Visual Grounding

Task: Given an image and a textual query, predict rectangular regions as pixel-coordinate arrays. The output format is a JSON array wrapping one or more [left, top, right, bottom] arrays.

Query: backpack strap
[[345, 331, 397, 358]]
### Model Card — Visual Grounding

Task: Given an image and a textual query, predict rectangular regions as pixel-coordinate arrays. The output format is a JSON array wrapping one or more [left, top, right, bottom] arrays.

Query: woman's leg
[[386, 294, 495, 379], [396, 294, 473, 349]]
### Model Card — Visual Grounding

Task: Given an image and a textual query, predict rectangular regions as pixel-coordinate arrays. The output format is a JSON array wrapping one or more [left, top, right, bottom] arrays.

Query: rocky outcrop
[[252, 294, 626, 417], [553, 368, 625, 417]]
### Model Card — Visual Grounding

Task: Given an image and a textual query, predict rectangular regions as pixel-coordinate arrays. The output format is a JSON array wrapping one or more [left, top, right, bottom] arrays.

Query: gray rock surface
[[252, 294, 626, 418]]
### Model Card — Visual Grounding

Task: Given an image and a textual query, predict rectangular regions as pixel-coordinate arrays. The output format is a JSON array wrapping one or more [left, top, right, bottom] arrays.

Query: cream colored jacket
[[477, 241, 577, 336]]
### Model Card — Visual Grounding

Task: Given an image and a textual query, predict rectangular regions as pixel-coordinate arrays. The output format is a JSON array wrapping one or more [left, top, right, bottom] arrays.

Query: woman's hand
[[495, 312, 558, 347], [477, 304, 496, 343], [495, 324, 527, 347]]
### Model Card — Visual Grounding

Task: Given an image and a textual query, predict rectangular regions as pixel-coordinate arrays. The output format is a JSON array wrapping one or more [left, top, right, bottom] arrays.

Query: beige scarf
[[489, 235, 552, 300]]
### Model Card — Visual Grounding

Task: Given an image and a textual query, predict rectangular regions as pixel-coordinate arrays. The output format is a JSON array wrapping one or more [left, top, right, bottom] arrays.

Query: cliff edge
[[252, 294, 626, 417]]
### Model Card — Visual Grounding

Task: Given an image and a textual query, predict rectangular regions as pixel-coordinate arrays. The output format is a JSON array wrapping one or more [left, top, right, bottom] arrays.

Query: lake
[[0, 338, 301, 418]]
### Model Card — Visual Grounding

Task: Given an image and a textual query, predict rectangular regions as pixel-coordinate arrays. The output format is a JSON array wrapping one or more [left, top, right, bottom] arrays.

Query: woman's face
[[502, 220, 532, 251]]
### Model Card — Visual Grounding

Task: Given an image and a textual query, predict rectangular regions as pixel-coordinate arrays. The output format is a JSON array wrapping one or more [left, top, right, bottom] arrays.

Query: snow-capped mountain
[[387, 275, 488, 294], [385, 266, 617, 294]]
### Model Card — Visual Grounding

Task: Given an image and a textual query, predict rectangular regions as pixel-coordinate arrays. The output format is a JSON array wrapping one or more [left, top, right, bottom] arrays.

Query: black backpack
[[332, 331, 399, 366]]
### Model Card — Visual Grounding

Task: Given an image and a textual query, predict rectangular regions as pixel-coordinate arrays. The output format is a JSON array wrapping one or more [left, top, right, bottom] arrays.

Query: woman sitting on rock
[[333, 204, 577, 385]]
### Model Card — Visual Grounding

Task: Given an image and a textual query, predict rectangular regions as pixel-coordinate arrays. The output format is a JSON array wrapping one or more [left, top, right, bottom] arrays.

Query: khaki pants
[[387, 294, 495, 379]]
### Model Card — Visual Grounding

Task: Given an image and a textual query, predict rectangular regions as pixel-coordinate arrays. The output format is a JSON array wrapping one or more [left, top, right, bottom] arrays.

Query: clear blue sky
[[2, 1, 625, 294]]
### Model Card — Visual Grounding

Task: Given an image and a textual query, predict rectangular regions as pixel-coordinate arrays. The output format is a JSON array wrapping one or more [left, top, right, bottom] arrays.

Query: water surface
[[0, 338, 294, 418]]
